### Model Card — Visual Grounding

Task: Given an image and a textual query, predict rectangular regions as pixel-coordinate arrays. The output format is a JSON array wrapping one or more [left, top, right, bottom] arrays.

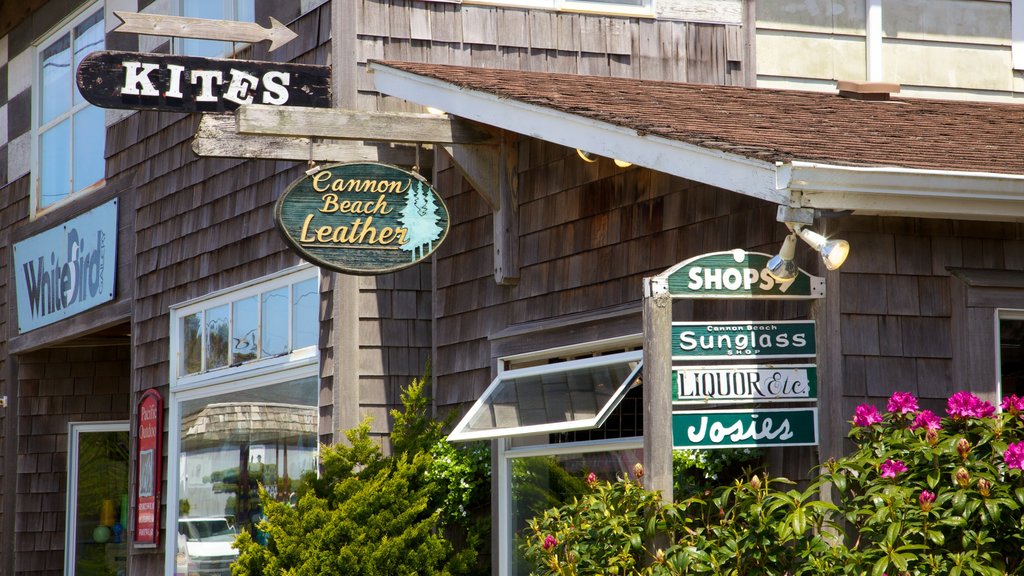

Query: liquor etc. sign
[[14, 200, 118, 333], [77, 51, 331, 113], [672, 407, 819, 449], [674, 364, 817, 404], [135, 389, 163, 546], [664, 249, 825, 299], [275, 163, 450, 275]]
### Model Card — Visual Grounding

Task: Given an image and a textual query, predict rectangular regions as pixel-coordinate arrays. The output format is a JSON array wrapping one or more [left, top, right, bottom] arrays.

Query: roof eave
[[782, 161, 1024, 222], [371, 62, 1024, 222]]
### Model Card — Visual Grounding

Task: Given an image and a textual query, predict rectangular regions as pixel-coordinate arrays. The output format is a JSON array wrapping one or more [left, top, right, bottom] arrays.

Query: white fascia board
[[370, 63, 789, 206], [782, 161, 1024, 221]]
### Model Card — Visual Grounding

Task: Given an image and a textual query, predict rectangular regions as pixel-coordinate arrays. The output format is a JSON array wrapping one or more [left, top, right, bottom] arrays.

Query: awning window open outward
[[448, 351, 643, 442]]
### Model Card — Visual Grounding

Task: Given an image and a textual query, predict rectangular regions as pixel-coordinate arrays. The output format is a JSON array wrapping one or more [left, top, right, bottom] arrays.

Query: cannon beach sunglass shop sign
[[275, 163, 450, 275], [14, 200, 118, 333]]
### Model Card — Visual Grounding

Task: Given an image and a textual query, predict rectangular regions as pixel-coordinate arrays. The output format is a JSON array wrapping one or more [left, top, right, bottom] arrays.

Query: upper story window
[[34, 3, 106, 213], [1000, 310, 1024, 397], [176, 0, 255, 57], [171, 266, 319, 382]]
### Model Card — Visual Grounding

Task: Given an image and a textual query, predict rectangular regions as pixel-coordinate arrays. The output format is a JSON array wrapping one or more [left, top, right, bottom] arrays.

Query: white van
[[177, 518, 239, 576]]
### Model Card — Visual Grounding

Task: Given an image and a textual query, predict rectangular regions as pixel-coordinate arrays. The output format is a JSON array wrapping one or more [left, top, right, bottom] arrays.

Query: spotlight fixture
[[576, 149, 598, 163], [765, 233, 798, 281], [791, 224, 850, 271], [613, 159, 632, 168]]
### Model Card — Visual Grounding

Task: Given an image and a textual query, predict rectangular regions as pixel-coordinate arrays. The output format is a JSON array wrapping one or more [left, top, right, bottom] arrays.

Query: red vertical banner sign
[[135, 389, 163, 546]]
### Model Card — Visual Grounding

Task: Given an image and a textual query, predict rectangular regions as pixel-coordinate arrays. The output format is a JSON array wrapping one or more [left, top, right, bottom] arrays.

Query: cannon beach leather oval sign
[[275, 163, 450, 275]]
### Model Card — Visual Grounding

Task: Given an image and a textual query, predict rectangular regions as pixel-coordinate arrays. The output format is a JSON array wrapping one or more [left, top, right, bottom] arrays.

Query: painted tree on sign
[[398, 181, 444, 261]]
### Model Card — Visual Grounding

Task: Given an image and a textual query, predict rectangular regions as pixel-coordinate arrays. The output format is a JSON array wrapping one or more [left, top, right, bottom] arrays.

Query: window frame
[[465, 0, 652, 18], [1013, 0, 1023, 71], [165, 265, 320, 576], [448, 350, 643, 442], [485, 336, 644, 576], [997, 308, 1024, 400], [31, 1, 107, 217]]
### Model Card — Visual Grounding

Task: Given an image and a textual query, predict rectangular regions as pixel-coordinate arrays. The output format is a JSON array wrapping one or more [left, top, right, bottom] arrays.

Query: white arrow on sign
[[113, 11, 298, 52]]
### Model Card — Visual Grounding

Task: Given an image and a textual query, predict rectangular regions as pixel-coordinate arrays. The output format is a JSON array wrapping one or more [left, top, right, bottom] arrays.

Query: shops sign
[[673, 320, 815, 360], [674, 364, 817, 404], [664, 249, 825, 299], [14, 200, 118, 333], [77, 51, 331, 113], [275, 162, 450, 275], [672, 407, 818, 449]]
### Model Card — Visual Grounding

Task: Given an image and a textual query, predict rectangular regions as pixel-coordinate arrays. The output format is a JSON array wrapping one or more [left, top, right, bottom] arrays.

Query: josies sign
[[673, 320, 815, 360], [674, 364, 817, 404], [14, 200, 118, 333], [664, 249, 825, 299], [673, 407, 819, 449], [275, 162, 450, 275], [76, 51, 331, 113]]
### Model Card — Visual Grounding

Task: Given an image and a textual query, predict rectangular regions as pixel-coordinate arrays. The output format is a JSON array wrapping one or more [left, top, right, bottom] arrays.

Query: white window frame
[[465, 0, 653, 18], [488, 335, 644, 576], [1013, 0, 1024, 70], [164, 265, 320, 576], [65, 420, 130, 576], [449, 350, 642, 442], [31, 1, 107, 217], [997, 308, 1024, 399]]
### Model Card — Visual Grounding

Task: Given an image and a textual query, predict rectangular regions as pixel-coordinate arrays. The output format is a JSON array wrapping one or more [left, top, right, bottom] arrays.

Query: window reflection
[[183, 313, 203, 375], [73, 105, 105, 193], [292, 278, 318, 350], [205, 305, 230, 370], [232, 297, 258, 363], [176, 378, 318, 575], [41, 34, 71, 124], [261, 288, 289, 357], [40, 119, 71, 208], [73, 10, 104, 107]]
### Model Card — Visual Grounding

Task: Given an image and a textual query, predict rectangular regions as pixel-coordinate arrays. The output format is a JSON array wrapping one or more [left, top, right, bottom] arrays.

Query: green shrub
[[232, 368, 489, 576], [522, 390, 1024, 576]]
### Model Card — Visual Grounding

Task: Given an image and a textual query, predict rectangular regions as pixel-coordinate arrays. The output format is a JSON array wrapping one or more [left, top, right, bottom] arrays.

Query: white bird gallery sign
[[14, 200, 118, 333]]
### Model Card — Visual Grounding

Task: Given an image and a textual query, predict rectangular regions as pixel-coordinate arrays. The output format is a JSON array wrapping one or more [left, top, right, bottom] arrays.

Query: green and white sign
[[674, 364, 818, 404], [673, 320, 815, 360], [672, 408, 818, 449], [663, 249, 824, 299], [275, 162, 450, 275]]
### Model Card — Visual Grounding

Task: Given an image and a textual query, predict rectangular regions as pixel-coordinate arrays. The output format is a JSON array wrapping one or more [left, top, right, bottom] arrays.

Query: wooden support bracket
[[444, 131, 520, 286]]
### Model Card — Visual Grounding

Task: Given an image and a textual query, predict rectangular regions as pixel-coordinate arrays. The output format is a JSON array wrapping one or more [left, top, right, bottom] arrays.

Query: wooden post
[[643, 277, 673, 504], [495, 132, 520, 286]]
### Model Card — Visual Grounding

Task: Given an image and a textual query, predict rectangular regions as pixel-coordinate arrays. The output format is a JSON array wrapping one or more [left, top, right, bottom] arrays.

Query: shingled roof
[[370, 61, 1024, 220], [375, 61, 1024, 176]]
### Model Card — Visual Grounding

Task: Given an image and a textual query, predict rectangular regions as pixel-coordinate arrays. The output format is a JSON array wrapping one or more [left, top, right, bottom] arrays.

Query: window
[[468, 0, 650, 17], [177, 0, 255, 58], [1014, 0, 1024, 70], [1000, 310, 1024, 397], [34, 3, 105, 212], [166, 266, 320, 576], [452, 337, 644, 575], [175, 268, 319, 379]]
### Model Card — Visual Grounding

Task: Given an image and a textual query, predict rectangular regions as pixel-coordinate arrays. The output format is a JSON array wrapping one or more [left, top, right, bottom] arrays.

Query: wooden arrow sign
[[112, 10, 298, 51]]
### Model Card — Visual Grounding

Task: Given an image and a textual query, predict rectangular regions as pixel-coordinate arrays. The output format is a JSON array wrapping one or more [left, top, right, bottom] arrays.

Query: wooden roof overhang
[[367, 61, 1024, 224]]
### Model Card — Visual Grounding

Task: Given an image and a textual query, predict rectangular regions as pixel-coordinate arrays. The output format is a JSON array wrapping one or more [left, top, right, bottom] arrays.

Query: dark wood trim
[[12, 171, 136, 243], [494, 131, 520, 286], [8, 299, 133, 355]]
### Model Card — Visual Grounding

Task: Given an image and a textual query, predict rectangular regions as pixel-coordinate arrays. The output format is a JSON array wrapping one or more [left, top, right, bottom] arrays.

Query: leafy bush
[[232, 369, 490, 576], [522, 390, 1024, 576]]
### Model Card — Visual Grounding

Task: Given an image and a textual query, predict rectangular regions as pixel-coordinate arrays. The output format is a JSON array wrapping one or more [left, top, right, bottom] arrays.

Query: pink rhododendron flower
[[1002, 394, 1024, 414], [947, 391, 995, 419], [1004, 442, 1024, 470], [585, 472, 598, 488], [542, 535, 557, 551], [879, 459, 907, 479], [910, 410, 942, 431], [919, 490, 935, 512], [887, 392, 919, 414], [853, 404, 883, 427]]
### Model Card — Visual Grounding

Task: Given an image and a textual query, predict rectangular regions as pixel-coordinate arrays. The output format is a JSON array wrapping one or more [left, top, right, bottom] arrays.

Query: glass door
[[65, 422, 130, 576]]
